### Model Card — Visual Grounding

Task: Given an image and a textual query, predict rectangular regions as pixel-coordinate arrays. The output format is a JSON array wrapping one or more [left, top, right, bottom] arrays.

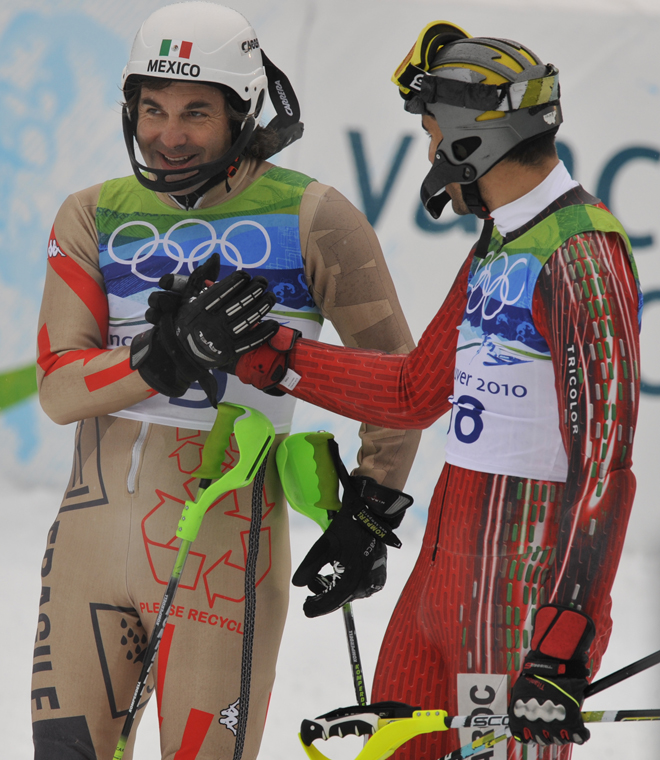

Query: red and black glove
[[509, 604, 595, 747], [235, 325, 301, 395]]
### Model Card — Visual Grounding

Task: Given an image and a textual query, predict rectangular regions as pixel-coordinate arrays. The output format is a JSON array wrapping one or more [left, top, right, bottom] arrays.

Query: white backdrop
[[0, 1, 658, 758]]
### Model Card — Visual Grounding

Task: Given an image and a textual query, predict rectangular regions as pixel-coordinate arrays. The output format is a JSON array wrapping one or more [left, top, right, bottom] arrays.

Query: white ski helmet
[[122, 1, 267, 118], [122, 2, 303, 193]]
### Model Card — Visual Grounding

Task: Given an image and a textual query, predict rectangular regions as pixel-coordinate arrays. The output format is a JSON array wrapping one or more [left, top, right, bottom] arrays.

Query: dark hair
[[504, 131, 558, 168], [123, 76, 280, 160]]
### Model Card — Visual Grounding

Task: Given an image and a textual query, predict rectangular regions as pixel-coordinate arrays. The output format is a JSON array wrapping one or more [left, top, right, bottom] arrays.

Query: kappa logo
[[47, 238, 65, 258], [240, 37, 260, 55], [106, 218, 272, 283], [219, 698, 240, 735]]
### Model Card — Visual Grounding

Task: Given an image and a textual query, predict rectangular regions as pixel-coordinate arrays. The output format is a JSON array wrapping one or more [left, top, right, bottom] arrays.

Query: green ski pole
[[113, 403, 274, 760], [277, 431, 367, 707]]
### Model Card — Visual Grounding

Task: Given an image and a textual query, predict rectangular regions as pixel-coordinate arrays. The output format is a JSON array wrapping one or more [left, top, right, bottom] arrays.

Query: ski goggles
[[392, 20, 470, 96], [392, 21, 560, 115]]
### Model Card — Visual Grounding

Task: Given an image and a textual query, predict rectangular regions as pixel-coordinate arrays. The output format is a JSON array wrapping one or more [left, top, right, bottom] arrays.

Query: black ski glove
[[292, 439, 413, 618], [130, 253, 220, 400], [130, 253, 279, 406], [509, 604, 595, 747]]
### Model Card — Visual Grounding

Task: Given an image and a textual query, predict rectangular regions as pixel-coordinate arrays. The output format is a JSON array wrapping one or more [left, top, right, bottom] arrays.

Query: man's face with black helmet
[[136, 80, 233, 195], [422, 113, 470, 216]]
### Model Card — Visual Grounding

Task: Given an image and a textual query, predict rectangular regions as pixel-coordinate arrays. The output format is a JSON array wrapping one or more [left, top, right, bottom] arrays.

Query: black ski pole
[[586, 647, 660, 697], [343, 602, 367, 707], [231, 457, 268, 760]]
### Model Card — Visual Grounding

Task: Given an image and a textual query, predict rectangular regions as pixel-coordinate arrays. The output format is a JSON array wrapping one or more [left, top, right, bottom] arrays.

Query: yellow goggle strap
[[498, 68, 559, 111]]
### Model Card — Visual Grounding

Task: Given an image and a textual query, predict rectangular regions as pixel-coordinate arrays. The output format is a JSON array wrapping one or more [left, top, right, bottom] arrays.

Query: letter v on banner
[[348, 130, 414, 227]]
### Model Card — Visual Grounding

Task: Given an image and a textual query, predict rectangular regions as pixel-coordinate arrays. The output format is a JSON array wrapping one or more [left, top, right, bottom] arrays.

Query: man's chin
[[164, 172, 201, 193], [451, 199, 471, 216], [146, 167, 203, 194], [446, 184, 471, 216]]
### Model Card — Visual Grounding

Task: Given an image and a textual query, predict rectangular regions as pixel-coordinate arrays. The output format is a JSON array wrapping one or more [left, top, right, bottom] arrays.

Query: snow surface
[[3, 395, 659, 760]]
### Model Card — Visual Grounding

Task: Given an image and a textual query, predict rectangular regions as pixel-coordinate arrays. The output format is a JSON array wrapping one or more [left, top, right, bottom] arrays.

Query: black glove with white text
[[130, 253, 279, 406], [292, 439, 413, 618], [509, 604, 595, 747]]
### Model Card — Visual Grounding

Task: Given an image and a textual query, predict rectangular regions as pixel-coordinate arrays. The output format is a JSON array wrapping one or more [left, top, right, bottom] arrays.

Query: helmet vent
[[452, 136, 482, 161]]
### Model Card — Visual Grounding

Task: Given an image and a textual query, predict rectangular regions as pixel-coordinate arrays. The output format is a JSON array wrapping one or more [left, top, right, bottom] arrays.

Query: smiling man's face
[[136, 80, 233, 194]]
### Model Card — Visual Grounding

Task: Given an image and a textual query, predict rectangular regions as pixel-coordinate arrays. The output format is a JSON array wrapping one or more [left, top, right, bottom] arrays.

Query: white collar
[[490, 161, 579, 236]]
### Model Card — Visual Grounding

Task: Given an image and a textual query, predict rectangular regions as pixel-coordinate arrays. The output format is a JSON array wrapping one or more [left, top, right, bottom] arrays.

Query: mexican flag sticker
[[159, 39, 193, 58]]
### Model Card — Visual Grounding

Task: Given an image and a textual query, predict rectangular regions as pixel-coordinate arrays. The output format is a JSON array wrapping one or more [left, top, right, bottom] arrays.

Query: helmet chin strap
[[122, 50, 305, 196], [420, 149, 494, 259], [167, 170, 239, 210], [122, 108, 256, 194], [459, 182, 493, 259], [420, 148, 478, 219]]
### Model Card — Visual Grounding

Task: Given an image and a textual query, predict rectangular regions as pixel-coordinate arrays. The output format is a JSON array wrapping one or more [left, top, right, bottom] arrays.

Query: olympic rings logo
[[106, 218, 272, 283], [466, 251, 527, 320]]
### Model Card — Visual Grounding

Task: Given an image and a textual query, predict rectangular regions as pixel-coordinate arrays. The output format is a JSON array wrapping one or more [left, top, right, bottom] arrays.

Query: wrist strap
[[261, 327, 301, 393], [523, 658, 590, 679], [327, 439, 402, 548]]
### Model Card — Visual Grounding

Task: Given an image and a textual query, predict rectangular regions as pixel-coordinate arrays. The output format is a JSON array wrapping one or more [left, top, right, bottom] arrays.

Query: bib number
[[452, 395, 485, 444]]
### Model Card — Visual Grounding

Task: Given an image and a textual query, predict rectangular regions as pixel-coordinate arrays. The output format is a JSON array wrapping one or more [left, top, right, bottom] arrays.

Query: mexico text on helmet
[[122, 2, 267, 118]]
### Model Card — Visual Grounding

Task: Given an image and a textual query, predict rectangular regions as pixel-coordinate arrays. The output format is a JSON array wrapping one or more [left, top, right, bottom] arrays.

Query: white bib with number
[[444, 245, 568, 482]]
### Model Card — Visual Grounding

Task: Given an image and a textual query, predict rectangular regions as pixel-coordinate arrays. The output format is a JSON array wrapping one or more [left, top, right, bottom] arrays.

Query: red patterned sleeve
[[532, 229, 640, 636], [283, 254, 473, 429], [37, 190, 153, 425]]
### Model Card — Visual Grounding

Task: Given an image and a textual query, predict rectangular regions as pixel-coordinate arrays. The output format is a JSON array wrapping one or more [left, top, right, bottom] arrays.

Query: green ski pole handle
[[276, 431, 341, 531], [177, 404, 276, 542], [113, 403, 275, 760], [277, 431, 367, 706]]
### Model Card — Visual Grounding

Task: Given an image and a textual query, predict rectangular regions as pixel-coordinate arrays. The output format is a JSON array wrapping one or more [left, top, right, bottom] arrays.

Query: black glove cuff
[[350, 475, 414, 527], [158, 313, 210, 382], [349, 503, 402, 548], [324, 441, 414, 549], [129, 328, 155, 370], [263, 386, 287, 397], [129, 327, 191, 398]]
